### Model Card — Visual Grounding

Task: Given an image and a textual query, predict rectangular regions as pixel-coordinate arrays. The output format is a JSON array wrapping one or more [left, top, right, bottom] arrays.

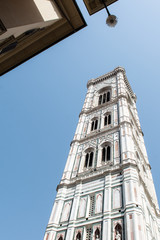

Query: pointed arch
[[107, 91, 110, 102], [108, 114, 111, 124], [78, 197, 87, 218], [98, 87, 111, 106], [95, 119, 98, 129], [104, 112, 111, 126], [103, 93, 106, 103], [95, 228, 100, 239], [91, 121, 94, 131], [61, 201, 71, 222], [102, 145, 111, 162], [89, 151, 93, 166], [95, 193, 102, 213], [102, 147, 106, 162], [115, 223, 122, 239], [85, 153, 89, 167], [113, 188, 121, 209], [104, 115, 108, 126], [107, 145, 111, 160], [98, 94, 102, 105], [91, 118, 98, 131], [76, 232, 82, 240], [84, 148, 94, 169], [58, 236, 63, 240]]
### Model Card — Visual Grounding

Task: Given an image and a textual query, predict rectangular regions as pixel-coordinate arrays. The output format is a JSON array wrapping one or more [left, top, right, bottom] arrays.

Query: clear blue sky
[[0, 0, 160, 239]]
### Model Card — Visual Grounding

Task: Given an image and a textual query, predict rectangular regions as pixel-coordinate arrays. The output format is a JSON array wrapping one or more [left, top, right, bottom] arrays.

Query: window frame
[[98, 89, 111, 106], [104, 113, 112, 127], [91, 118, 98, 131], [84, 150, 94, 169], [76, 232, 82, 240], [101, 143, 112, 163]]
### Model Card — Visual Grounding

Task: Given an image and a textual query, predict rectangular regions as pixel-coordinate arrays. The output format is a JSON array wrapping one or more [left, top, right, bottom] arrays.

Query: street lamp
[[101, 0, 118, 27], [83, 0, 118, 27]]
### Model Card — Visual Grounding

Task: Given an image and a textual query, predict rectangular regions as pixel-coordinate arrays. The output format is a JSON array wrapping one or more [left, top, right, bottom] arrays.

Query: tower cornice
[[87, 67, 136, 99], [57, 161, 136, 190]]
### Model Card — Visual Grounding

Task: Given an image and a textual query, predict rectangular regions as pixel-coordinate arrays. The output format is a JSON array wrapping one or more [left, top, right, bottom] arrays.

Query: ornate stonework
[[43, 67, 160, 240]]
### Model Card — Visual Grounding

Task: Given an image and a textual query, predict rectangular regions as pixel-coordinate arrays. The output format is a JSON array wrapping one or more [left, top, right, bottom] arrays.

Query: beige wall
[[0, 0, 43, 28], [0, 0, 61, 28]]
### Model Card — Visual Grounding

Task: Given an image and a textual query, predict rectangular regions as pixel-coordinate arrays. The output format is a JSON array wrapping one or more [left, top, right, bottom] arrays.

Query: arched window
[[108, 114, 111, 124], [76, 232, 82, 240], [91, 119, 98, 131], [58, 236, 63, 240], [107, 91, 110, 102], [98, 90, 111, 105], [104, 114, 111, 126], [98, 94, 103, 105], [102, 145, 111, 162], [98, 95, 102, 105], [84, 151, 94, 168], [95, 228, 100, 239], [115, 224, 122, 240], [103, 93, 106, 104]]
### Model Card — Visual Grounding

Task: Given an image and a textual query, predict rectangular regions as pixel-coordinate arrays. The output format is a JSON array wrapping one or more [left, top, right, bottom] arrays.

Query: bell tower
[[43, 67, 160, 240]]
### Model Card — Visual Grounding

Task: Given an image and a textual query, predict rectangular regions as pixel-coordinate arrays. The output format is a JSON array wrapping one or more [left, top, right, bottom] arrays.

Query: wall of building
[[0, 0, 60, 28]]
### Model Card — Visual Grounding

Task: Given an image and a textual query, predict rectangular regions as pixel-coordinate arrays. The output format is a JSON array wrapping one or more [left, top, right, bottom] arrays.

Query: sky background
[[0, 0, 160, 239]]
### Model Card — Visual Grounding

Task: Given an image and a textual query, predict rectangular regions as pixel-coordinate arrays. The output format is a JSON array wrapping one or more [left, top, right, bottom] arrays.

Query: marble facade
[[43, 67, 160, 240]]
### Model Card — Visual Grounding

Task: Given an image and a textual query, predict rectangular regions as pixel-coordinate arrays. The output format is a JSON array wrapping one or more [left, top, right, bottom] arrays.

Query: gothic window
[[58, 236, 63, 240], [114, 224, 122, 240], [98, 95, 102, 105], [107, 91, 110, 102], [95, 193, 102, 213], [61, 201, 71, 222], [78, 197, 87, 218], [76, 232, 82, 240], [91, 119, 98, 131], [103, 93, 106, 103], [113, 188, 121, 209], [89, 195, 95, 216], [95, 228, 100, 239], [102, 145, 111, 162], [84, 151, 94, 168], [104, 113, 111, 126], [98, 90, 111, 105]]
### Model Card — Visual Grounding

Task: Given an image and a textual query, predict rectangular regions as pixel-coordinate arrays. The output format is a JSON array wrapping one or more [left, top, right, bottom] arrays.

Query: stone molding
[[57, 161, 137, 189], [71, 119, 135, 146], [87, 67, 136, 99], [57, 160, 160, 218], [72, 125, 119, 144], [79, 93, 125, 116]]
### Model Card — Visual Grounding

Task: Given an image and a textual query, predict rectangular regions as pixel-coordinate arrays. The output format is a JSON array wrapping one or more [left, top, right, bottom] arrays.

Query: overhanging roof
[[83, 0, 118, 15], [0, 0, 86, 76]]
